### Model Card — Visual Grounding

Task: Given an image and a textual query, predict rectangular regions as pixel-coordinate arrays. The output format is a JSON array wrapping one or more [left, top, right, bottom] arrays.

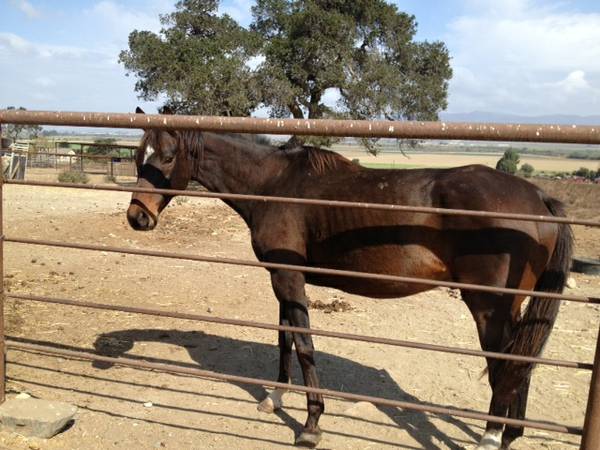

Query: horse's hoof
[[257, 397, 278, 413], [257, 389, 286, 413], [295, 430, 322, 448], [476, 430, 502, 450]]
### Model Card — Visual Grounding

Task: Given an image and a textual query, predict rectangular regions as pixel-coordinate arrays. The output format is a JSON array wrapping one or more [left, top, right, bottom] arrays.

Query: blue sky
[[1, 0, 600, 117]]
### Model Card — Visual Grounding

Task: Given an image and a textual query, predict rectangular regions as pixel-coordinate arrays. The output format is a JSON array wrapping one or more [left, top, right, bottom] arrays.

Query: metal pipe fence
[[1, 110, 600, 448], [7, 150, 136, 177], [5, 340, 582, 436], [5, 292, 593, 370], [4, 233, 599, 304], [2, 109, 600, 144]]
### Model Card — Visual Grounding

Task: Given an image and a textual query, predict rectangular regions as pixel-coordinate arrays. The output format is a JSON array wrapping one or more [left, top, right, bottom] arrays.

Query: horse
[[126, 108, 573, 449]]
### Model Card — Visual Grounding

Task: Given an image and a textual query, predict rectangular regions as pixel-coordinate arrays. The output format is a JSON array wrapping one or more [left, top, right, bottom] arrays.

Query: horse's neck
[[192, 133, 287, 219]]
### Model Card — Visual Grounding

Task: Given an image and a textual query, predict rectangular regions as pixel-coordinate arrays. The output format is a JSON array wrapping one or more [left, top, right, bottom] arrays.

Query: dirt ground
[[1, 173, 599, 450]]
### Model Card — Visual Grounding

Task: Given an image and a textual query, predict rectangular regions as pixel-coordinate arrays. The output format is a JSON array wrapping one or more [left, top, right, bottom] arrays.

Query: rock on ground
[[0, 397, 77, 439]]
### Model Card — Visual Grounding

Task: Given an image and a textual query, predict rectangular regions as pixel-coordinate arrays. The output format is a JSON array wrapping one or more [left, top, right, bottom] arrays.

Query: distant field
[[24, 136, 600, 172], [332, 146, 600, 172]]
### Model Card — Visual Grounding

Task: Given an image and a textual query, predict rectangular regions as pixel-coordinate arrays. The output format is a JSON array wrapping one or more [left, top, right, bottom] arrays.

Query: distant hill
[[440, 111, 600, 126]]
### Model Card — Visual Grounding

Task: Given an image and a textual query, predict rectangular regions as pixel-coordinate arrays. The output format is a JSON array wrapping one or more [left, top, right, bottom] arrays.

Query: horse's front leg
[[271, 269, 324, 448], [258, 302, 293, 413]]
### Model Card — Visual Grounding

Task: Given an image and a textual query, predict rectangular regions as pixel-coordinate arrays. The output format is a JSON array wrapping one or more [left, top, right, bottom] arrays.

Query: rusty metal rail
[[5, 236, 599, 305], [6, 340, 583, 436], [6, 292, 592, 370], [0, 124, 5, 403], [1, 109, 600, 144], [582, 322, 600, 448], [5, 179, 600, 227]]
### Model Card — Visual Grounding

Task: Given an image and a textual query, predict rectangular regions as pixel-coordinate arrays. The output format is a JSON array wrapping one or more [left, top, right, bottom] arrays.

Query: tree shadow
[[88, 328, 481, 449]]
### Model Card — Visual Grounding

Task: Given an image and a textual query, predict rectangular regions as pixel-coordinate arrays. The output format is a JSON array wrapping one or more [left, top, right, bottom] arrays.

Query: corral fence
[[0, 110, 599, 449], [49, 140, 137, 176], [24, 151, 137, 177], [5, 140, 137, 178]]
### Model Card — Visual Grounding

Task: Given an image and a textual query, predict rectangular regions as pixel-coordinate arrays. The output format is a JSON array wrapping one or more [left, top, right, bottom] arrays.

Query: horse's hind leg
[[462, 291, 520, 450], [500, 375, 531, 449], [258, 303, 294, 413]]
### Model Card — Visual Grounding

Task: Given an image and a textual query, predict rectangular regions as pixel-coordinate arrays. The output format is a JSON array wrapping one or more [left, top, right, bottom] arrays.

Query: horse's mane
[[200, 132, 357, 175], [139, 130, 357, 175], [298, 146, 357, 175]]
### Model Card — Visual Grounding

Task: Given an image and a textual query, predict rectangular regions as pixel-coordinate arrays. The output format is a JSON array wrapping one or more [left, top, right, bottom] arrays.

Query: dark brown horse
[[126, 109, 572, 449]]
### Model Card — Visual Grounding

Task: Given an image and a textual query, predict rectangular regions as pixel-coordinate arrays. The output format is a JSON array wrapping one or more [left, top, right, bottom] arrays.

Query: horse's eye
[[163, 156, 175, 164]]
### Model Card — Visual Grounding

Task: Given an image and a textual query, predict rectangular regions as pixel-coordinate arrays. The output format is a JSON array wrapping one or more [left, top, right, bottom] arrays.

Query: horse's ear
[[135, 107, 145, 114], [160, 105, 174, 115]]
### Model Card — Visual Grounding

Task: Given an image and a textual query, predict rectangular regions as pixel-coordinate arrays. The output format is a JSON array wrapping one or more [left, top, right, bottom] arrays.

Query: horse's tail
[[495, 194, 573, 398]]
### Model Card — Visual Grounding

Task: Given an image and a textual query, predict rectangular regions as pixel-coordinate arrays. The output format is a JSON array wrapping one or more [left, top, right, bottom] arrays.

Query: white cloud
[[553, 70, 592, 93], [10, 0, 41, 19], [0, 32, 160, 113], [0, 2, 172, 115], [447, 0, 600, 115], [33, 76, 56, 87], [87, 1, 163, 38], [0, 32, 90, 59]]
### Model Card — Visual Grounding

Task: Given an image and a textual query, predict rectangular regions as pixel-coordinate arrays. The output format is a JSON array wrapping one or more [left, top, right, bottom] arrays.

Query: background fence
[[0, 110, 599, 449], [0, 138, 137, 179]]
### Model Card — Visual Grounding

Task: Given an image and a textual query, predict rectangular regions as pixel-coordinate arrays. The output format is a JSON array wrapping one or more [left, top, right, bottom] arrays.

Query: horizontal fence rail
[[6, 292, 592, 370], [2, 110, 600, 144], [5, 236, 599, 305], [5, 179, 600, 227], [6, 340, 582, 436]]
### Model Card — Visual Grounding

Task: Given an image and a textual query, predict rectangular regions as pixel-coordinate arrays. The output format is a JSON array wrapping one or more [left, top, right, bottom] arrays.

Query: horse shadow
[[91, 328, 481, 449]]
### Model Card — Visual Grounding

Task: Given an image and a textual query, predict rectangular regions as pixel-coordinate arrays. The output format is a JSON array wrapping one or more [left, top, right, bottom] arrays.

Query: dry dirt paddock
[[1, 176, 599, 450]]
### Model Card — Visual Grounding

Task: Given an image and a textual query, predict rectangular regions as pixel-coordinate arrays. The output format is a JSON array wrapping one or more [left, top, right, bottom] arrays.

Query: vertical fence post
[[0, 122, 6, 404], [581, 324, 600, 449]]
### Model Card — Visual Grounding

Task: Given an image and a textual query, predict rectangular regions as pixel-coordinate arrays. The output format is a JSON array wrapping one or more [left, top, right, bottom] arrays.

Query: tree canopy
[[120, 0, 452, 148], [120, 0, 260, 116]]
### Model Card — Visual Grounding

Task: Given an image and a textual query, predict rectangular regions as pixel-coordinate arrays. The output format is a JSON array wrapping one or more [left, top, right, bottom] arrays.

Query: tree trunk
[[283, 101, 306, 149]]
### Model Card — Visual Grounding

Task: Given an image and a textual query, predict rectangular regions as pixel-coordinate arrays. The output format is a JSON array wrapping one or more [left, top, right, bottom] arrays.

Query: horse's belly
[[306, 245, 449, 298]]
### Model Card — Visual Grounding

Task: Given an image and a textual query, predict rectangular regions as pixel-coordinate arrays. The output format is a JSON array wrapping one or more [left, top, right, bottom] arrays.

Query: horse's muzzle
[[127, 203, 157, 231]]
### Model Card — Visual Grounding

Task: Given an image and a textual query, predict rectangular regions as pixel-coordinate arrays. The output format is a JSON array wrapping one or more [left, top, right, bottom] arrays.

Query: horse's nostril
[[137, 210, 149, 228], [127, 203, 156, 231]]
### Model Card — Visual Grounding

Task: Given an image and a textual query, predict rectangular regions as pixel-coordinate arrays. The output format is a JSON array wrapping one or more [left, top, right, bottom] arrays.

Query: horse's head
[[127, 107, 194, 231]]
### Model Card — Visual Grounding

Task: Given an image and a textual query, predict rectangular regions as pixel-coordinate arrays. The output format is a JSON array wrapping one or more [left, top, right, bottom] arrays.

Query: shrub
[[58, 170, 89, 184], [573, 167, 591, 178], [519, 163, 535, 178], [496, 149, 520, 175]]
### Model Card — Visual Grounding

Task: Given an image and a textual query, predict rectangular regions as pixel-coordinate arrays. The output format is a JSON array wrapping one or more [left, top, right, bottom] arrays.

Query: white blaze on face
[[476, 429, 502, 450], [143, 145, 155, 164]]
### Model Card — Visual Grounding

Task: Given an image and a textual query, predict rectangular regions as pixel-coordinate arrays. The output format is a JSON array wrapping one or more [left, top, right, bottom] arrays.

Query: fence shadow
[[87, 328, 479, 449]]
